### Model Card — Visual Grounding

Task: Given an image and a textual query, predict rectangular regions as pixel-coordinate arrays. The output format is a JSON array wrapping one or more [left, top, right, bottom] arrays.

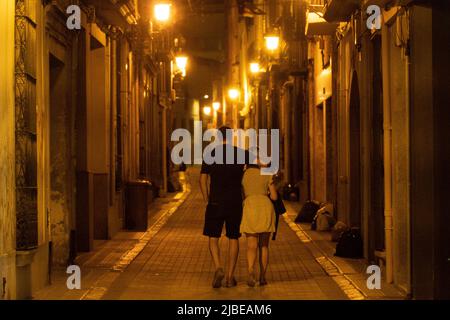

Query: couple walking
[[199, 126, 278, 288]]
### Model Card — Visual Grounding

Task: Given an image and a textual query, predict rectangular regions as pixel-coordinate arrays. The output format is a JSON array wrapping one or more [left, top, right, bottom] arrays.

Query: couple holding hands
[[200, 126, 279, 288]]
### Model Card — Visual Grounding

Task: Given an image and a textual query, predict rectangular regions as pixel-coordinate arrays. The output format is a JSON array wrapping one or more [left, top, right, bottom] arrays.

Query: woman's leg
[[258, 233, 271, 285], [246, 234, 258, 287]]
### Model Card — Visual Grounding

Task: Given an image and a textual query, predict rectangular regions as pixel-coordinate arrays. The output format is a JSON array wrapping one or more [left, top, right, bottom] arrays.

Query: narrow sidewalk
[[284, 201, 406, 300], [33, 172, 190, 300]]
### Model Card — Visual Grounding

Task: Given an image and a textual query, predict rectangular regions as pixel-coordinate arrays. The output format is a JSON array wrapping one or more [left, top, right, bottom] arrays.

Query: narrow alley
[[35, 168, 351, 300], [1, 0, 449, 304]]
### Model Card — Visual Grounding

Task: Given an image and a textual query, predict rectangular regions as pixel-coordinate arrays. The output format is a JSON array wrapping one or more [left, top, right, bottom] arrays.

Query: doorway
[[89, 36, 109, 241], [49, 53, 71, 266]]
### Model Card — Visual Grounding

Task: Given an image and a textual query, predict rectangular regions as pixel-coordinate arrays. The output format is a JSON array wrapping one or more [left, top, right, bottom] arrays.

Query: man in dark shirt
[[199, 126, 249, 288]]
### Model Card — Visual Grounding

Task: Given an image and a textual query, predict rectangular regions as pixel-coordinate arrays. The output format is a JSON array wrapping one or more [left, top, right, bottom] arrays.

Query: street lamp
[[154, 3, 171, 22], [264, 35, 280, 51], [250, 62, 261, 74], [228, 88, 240, 101], [175, 55, 188, 77], [213, 102, 221, 111], [203, 106, 212, 116]]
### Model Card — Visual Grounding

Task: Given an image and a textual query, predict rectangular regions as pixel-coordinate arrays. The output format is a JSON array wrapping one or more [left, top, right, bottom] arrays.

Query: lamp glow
[[265, 35, 280, 51], [154, 3, 171, 22], [175, 56, 188, 70], [250, 62, 260, 74], [321, 67, 331, 76], [203, 106, 212, 116], [213, 102, 221, 111], [228, 88, 240, 101], [175, 56, 188, 76]]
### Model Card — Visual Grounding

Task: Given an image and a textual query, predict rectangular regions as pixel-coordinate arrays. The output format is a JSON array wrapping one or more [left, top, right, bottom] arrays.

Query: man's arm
[[199, 173, 209, 202]]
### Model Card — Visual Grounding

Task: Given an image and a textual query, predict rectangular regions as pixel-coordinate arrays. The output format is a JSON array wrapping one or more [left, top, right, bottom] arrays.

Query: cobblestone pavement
[[101, 169, 347, 300], [35, 168, 348, 300]]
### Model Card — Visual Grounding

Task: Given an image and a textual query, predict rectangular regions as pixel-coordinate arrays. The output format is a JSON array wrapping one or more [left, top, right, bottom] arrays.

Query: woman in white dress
[[240, 163, 278, 286]]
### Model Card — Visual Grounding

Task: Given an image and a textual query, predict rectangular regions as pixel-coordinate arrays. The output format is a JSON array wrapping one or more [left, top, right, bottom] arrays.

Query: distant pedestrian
[[199, 126, 249, 288], [240, 154, 278, 287]]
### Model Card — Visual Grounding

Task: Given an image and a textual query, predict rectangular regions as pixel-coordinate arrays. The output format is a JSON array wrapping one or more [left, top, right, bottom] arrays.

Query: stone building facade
[[303, 0, 450, 298], [0, 0, 174, 299], [234, 0, 449, 299]]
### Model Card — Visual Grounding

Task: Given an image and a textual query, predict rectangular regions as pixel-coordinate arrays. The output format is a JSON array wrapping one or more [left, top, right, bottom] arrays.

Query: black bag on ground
[[334, 228, 363, 258], [295, 200, 320, 223], [282, 183, 299, 201]]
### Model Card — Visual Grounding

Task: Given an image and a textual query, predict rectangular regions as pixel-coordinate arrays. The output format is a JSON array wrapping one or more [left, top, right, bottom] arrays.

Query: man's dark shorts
[[203, 200, 243, 239]]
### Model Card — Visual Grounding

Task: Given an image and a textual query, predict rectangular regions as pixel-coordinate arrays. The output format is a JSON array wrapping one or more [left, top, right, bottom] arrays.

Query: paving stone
[[35, 168, 349, 300], [100, 169, 348, 300]]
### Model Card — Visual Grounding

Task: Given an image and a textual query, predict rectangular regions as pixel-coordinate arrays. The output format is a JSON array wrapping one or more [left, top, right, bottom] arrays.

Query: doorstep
[[284, 201, 406, 300]]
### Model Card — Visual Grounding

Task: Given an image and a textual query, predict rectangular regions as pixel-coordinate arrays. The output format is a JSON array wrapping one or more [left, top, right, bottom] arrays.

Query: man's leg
[[227, 238, 239, 281], [209, 237, 221, 270], [209, 237, 225, 288], [203, 204, 225, 288]]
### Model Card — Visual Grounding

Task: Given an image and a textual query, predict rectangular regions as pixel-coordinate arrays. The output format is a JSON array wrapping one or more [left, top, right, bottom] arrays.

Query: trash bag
[[335, 228, 363, 258], [295, 200, 320, 223], [282, 183, 299, 201], [315, 203, 336, 231], [331, 221, 349, 242], [316, 211, 336, 231]]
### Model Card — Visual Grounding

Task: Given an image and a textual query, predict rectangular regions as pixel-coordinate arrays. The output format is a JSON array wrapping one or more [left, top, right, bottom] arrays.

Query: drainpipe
[[403, 18, 411, 295], [110, 30, 117, 205], [162, 104, 167, 194], [381, 25, 393, 284], [283, 80, 294, 183]]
